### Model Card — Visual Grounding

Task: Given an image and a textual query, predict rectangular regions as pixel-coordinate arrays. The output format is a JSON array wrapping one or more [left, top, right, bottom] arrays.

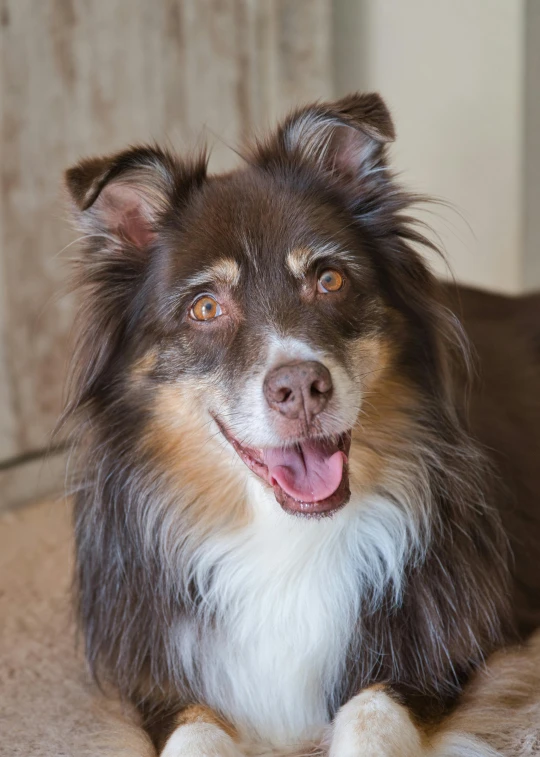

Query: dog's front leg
[[327, 685, 425, 757], [160, 704, 245, 757]]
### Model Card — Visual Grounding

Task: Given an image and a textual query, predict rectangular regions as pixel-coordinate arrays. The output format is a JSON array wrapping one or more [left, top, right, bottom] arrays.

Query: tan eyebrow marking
[[286, 247, 313, 278], [185, 258, 241, 289], [287, 243, 358, 279]]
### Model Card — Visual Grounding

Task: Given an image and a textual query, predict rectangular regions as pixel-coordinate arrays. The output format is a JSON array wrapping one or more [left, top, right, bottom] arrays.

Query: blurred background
[[0, 0, 537, 510]]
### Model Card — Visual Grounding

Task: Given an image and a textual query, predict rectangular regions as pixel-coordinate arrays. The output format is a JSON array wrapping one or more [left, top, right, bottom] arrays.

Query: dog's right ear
[[65, 146, 208, 249]]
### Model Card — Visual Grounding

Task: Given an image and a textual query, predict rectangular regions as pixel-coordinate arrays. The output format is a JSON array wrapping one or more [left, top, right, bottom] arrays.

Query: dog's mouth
[[215, 419, 351, 517]]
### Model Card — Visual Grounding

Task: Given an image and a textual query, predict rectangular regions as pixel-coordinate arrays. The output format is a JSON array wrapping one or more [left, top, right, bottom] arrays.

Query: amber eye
[[190, 295, 222, 321], [317, 269, 344, 293]]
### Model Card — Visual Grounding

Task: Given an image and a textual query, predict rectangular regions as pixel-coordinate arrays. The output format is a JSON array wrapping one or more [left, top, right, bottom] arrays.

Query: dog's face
[[150, 173, 391, 515], [67, 94, 446, 520]]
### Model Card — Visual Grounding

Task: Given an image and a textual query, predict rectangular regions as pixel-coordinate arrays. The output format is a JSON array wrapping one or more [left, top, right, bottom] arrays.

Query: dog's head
[[66, 93, 457, 520]]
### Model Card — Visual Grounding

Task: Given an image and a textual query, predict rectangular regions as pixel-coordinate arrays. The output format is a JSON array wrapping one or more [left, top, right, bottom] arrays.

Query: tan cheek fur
[[139, 379, 250, 533], [129, 349, 158, 388], [348, 333, 423, 498]]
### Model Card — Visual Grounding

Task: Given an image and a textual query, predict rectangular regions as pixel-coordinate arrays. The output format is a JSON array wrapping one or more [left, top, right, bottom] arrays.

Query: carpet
[[0, 498, 154, 757]]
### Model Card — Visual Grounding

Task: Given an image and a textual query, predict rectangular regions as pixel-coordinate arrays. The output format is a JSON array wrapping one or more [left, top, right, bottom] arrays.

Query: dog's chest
[[191, 505, 363, 747]]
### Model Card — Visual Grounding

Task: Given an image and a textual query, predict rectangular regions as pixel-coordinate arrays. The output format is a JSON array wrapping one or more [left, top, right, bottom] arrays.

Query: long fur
[[62, 93, 538, 753]]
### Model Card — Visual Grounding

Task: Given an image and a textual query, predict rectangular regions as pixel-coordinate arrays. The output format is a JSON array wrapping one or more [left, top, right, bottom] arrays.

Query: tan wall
[[334, 0, 527, 294], [525, 0, 540, 290]]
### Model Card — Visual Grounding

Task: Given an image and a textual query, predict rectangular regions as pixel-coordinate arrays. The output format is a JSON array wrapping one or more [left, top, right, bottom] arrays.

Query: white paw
[[161, 722, 245, 757], [328, 686, 424, 757]]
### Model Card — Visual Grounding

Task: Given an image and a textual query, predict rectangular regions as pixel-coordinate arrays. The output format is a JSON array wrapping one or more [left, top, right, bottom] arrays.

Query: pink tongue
[[263, 441, 346, 503]]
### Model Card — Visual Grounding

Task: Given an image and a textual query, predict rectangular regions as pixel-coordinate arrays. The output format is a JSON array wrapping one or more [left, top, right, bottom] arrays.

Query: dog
[[64, 93, 540, 757]]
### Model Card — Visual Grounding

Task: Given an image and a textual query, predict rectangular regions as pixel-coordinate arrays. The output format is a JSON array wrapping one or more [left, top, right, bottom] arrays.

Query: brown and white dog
[[64, 93, 540, 757]]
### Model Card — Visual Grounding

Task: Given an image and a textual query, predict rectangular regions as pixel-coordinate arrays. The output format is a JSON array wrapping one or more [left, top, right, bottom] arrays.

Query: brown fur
[[62, 93, 540, 754], [445, 285, 540, 635], [348, 340, 424, 497]]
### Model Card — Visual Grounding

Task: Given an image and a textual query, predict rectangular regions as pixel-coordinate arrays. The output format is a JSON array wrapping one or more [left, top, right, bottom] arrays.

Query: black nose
[[263, 361, 333, 422]]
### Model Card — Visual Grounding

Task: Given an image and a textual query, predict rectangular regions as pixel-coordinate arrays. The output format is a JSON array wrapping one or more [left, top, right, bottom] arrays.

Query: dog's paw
[[161, 722, 246, 757], [327, 685, 424, 757]]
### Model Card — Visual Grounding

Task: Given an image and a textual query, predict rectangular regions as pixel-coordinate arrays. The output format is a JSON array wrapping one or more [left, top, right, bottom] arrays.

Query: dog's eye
[[190, 295, 222, 321], [317, 269, 343, 293]]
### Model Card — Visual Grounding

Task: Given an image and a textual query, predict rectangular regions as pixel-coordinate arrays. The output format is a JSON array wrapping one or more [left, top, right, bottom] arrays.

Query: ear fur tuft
[[251, 92, 395, 187], [65, 146, 207, 248]]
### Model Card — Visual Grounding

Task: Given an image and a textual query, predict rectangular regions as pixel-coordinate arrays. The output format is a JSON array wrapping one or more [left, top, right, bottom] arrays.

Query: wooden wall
[[0, 0, 332, 507]]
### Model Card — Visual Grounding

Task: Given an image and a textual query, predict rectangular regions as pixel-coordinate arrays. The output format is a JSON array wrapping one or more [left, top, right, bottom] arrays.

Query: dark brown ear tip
[[64, 146, 189, 212], [65, 157, 109, 210], [334, 91, 396, 143], [64, 164, 85, 208], [365, 92, 396, 142]]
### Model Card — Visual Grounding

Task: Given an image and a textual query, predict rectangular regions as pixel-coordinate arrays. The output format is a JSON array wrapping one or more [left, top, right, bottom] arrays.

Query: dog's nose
[[263, 361, 333, 422]]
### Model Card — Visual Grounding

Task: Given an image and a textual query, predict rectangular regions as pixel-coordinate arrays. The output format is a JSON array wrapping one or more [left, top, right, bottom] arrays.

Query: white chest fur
[[182, 483, 419, 749]]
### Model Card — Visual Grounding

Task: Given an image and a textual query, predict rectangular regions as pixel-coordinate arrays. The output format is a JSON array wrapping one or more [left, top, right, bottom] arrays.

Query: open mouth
[[215, 419, 351, 517]]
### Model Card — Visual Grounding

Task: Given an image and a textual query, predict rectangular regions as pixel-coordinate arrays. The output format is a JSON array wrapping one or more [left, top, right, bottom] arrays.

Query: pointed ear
[[252, 92, 395, 187], [65, 146, 207, 248]]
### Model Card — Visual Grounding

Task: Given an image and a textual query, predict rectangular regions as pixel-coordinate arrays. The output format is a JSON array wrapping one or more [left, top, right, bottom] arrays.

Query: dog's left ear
[[252, 92, 395, 187]]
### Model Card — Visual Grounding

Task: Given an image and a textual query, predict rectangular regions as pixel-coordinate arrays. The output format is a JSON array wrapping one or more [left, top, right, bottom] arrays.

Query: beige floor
[[0, 499, 154, 757]]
